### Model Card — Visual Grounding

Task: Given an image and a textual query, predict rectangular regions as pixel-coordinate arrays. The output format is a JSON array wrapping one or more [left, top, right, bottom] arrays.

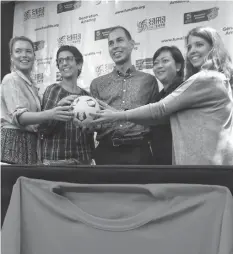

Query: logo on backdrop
[[184, 7, 219, 24], [170, 1, 190, 4], [24, 7, 45, 21], [222, 26, 233, 35], [57, 33, 81, 47], [33, 40, 45, 51], [95, 0, 102, 5], [115, 5, 145, 15], [83, 51, 101, 57], [57, 1, 81, 14], [95, 27, 113, 41], [136, 58, 153, 70], [36, 57, 52, 66], [133, 42, 140, 51], [95, 63, 115, 76], [79, 14, 98, 24], [161, 36, 186, 43], [33, 73, 44, 84], [137, 16, 166, 33]]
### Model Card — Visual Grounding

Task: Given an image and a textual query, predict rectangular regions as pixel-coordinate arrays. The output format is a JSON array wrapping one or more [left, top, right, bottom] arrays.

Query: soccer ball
[[72, 96, 100, 126]]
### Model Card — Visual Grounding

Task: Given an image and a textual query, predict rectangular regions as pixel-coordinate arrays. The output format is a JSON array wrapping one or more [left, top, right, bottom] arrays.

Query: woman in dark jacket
[[151, 46, 184, 165]]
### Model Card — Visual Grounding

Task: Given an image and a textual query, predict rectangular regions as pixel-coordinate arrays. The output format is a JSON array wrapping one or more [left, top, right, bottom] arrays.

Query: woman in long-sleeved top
[[1, 36, 73, 164], [91, 26, 233, 165]]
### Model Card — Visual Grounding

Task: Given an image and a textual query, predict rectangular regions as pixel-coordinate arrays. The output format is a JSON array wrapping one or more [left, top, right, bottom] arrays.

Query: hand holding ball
[[72, 96, 100, 127]]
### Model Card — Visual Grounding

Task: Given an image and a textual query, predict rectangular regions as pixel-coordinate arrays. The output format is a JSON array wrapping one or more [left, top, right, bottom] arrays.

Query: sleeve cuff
[[12, 108, 29, 127]]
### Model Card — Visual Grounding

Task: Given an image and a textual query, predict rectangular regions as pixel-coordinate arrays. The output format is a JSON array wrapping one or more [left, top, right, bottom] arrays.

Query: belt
[[101, 134, 150, 147]]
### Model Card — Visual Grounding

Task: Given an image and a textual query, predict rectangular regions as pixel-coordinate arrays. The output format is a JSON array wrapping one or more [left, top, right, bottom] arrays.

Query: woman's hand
[[50, 106, 74, 121], [95, 98, 119, 112], [57, 95, 78, 106], [89, 109, 126, 125]]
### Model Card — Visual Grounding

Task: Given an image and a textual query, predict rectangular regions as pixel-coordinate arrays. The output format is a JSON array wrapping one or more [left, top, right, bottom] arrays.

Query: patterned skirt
[[1, 128, 38, 165]]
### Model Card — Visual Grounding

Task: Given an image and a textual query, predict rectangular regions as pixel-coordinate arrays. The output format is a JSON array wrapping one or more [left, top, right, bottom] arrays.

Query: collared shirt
[[1, 70, 41, 132], [40, 83, 94, 162], [90, 65, 159, 140]]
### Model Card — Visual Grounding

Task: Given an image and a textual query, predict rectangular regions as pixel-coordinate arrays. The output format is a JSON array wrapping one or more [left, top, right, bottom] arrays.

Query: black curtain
[[1, 2, 15, 81]]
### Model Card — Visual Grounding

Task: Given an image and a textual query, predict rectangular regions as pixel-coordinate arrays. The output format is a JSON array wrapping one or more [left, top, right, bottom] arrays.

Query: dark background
[[1, 1, 15, 80]]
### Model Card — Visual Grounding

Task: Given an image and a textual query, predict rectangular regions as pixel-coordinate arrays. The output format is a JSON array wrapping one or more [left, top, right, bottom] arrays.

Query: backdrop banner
[[13, 0, 233, 96]]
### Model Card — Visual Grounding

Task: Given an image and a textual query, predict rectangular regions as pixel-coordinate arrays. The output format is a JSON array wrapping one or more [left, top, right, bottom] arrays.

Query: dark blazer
[[151, 77, 183, 165]]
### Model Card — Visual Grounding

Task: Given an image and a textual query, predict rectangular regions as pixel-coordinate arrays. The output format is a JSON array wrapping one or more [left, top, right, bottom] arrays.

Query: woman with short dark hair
[[151, 46, 184, 165], [40, 45, 94, 165]]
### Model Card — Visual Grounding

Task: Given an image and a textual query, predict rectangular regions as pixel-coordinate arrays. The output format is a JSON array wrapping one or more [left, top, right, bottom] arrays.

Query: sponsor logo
[[33, 73, 44, 84], [161, 36, 186, 43], [24, 7, 45, 21], [36, 57, 52, 66], [33, 40, 45, 51], [223, 26, 233, 35], [95, 27, 113, 41], [115, 5, 145, 15], [57, 33, 81, 47], [137, 16, 166, 33], [95, 0, 101, 5], [133, 42, 140, 51], [35, 24, 59, 31], [136, 58, 153, 70], [83, 51, 101, 57], [95, 63, 115, 76], [57, 1, 81, 14], [170, 0, 189, 4], [184, 7, 219, 24], [79, 14, 98, 24], [56, 72, 63, 82]]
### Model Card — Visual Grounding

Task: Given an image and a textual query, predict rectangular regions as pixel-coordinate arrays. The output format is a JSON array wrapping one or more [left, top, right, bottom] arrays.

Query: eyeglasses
[[57, 56, 75, 65]]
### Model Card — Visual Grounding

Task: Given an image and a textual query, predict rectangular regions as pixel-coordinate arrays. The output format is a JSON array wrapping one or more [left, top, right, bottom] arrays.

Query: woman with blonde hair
[[1, 36, 73, 164], [91, 26, 233, 165]]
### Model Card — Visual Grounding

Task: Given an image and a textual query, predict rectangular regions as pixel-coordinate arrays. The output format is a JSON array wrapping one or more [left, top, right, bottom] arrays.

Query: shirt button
[[123, 79, 126, 82], [123, 90, 126, 92], [122, 101, 125, 103], [120, 125, 123, 127]]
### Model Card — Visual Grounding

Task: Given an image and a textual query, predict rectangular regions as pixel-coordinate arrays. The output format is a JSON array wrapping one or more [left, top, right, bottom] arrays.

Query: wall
[[11, 1, 233, 95]]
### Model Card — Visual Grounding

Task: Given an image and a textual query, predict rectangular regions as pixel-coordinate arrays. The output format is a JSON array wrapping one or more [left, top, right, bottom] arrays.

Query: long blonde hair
[[185, 26, 233, 86]]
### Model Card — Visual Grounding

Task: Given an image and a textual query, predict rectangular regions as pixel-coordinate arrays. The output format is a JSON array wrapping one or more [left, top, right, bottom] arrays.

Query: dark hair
[[108, 26, 132, 40], [56, 45, 83, 68], [9, 36, 34, 55], [185, 26, 233, 85], [153, 46, 185, 79]]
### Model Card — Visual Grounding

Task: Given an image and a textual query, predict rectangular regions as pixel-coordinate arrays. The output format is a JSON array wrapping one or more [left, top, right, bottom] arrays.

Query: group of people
[[1, 25, 233, 166]]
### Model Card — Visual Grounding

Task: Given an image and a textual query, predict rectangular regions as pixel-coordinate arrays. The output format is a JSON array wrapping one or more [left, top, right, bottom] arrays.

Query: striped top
[[40, 83, 94, 163]]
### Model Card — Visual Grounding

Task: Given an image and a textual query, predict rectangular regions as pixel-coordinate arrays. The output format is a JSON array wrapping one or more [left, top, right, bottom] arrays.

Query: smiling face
[[187, 35, 212, 70], [57, 50, 81, 79], [153, 50, 180, 86], [108, 28, 134, 65], [11, 40, 35, 73]]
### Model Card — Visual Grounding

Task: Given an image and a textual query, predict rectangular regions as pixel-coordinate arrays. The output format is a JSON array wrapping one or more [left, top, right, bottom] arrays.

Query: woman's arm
[[18, 106, 73, 126], [92, 71, 222, 126]]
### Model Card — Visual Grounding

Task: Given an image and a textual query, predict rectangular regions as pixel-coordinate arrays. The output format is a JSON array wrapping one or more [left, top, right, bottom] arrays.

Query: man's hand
[[57, 95, 78, 106]]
